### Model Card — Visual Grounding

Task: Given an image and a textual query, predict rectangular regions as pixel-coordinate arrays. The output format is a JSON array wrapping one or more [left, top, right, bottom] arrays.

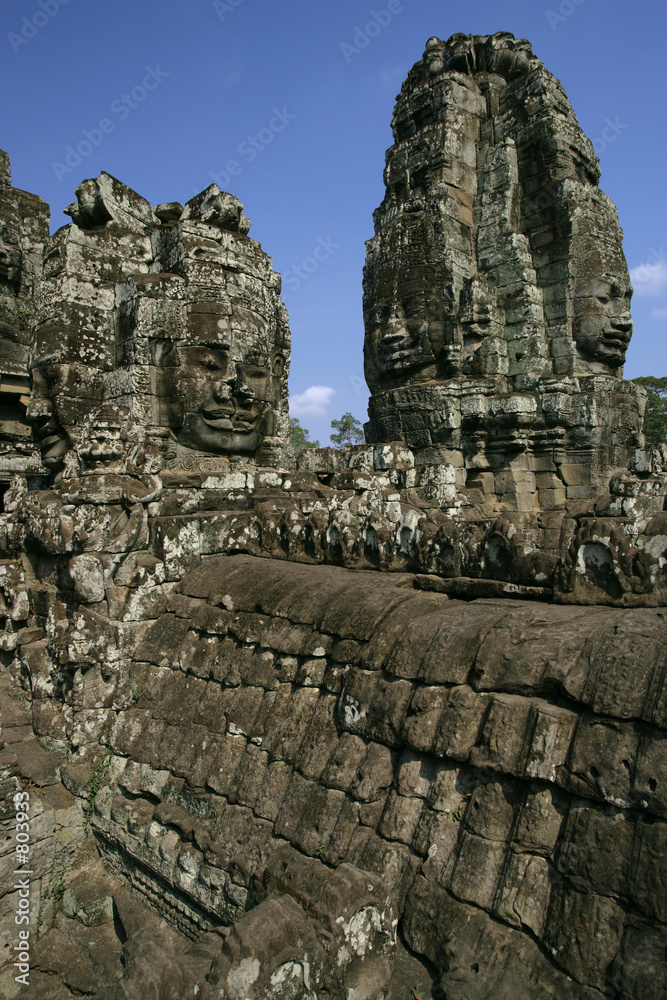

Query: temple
[[363, 31, 643, 513], [0, 31, 665, 1000]]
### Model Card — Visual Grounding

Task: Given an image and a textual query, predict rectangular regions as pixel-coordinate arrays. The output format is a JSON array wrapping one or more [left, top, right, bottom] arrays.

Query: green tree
[[632, 376, 667, 446], [330, 412, 364, 448], [290, 417, 319, 453]]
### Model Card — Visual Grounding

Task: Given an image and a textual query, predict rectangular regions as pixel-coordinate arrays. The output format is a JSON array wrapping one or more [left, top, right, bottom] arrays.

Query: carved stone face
[[175, 308, 281, 457], [0, 213, 21, 289], [426, 32, 533, 80], [483, 34, 532, 78], [27, 361, 105, 472], [572, 275, 633, 368], [77, 406, 125, 469], [364, 267, 449, 391], [424, 37, 445, 76], [26, 365, 72, 471]]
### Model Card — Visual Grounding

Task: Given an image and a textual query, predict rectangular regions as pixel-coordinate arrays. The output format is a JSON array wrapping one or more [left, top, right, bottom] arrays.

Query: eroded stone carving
[[26, 175, 291, 479], [0, 150, 50, 493], [0, 30, 666, 1000], [362, 31, 645, 513]]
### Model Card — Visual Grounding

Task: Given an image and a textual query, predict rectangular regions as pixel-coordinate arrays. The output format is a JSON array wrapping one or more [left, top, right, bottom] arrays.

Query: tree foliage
[[330, 412, 364, 448], [290, 417, 319, 453], [632, 376, 667, 446]]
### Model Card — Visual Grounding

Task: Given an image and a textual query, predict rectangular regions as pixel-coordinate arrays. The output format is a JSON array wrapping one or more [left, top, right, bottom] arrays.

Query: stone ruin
[[0, 151, 49, 498], [363, 32, 642, 511], [28, 170, 291, 478], [0, 30, 665, 1000]]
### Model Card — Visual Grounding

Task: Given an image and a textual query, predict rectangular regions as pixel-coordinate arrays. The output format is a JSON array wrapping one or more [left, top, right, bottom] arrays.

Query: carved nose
[[212, 379, 232, 402], [612, 314, 633, 335], [383, 315, 404, 341], [26, 396, 52, 422], [234, 373, 254, 400]]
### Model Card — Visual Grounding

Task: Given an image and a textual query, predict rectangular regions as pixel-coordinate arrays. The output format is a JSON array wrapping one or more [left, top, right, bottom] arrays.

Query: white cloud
[[651, 307, 667, 319], [630, 258, 667, 297], [289, 385, 335, 418]]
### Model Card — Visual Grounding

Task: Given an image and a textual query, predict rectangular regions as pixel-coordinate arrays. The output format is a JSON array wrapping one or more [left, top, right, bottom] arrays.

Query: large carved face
[[174, 305, 283, 457], [455, 277, 504, 377], [27, 361, 104, 472], [364, 265, 450, 391], [424, 32, 533, 81], [0, 211, 21, 290], [424, 37, 446, 77], [26, 365, 72, 471], [572, 275, 633, 369]]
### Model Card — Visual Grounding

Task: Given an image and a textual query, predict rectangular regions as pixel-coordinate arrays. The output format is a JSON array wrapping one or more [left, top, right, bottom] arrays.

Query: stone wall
[[6, 554, 663, 998], [0, 28, 666, 1000]]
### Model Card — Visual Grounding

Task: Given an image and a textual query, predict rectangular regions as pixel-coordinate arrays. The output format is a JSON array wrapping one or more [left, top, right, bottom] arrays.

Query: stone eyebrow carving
[[1, 32, 664, 1000]]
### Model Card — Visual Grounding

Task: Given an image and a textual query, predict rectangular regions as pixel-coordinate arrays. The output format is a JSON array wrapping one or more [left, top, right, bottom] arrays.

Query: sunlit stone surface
[[0, 32, 666, 1000], [363, 32, 644, 512]]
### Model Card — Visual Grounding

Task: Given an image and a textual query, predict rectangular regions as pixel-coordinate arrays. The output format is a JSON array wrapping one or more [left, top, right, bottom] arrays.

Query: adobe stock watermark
[[8, 0, 72, 54], [341, 0, 414, 63], [51, 66, 169, 181], [545, 0, 587, 31], [12, 788, 32, 988], [592, 115, 628, 155], [213, 0, 244, 21], [283, 237, 340, 293], [202, 107, 296, 194]]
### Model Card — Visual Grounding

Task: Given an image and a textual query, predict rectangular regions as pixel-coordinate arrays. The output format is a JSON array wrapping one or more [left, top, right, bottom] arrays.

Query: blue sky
[[2, 0, 665, 445]]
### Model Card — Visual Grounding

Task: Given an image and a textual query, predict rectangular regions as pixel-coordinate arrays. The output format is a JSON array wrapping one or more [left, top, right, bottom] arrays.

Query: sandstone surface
[[0, 29, 665, 1000]]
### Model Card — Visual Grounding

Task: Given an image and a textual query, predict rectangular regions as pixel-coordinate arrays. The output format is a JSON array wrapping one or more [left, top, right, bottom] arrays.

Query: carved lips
[[573, 277, 633, 368], [201, 402, 265, 432], [176, 342, 275, 456], [25, 372, 71, 471]]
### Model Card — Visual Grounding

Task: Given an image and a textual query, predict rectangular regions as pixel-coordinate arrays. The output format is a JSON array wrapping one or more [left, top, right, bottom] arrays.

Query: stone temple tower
[[363, 31, 644, 512]]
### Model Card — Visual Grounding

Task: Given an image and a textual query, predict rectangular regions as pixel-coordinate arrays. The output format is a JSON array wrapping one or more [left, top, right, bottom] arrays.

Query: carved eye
[[200, 357, 221, 371], [597, 296, 609, 305], [402, 296, 426, 318]]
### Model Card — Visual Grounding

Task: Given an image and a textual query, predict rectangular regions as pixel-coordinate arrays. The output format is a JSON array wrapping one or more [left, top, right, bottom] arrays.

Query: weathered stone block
[[273, 772, 314, 842], [253, 760, 293, 823], [293, 785, 346, 857], [435, 685, 490, 762], [513, 786, 565, 854], [322, 732, 368, 792], [496, 852, 551, 936], [565, 717, 637, 807], [543, 883, 625, 992], [470, 693, 532, 774], [378, 791, 424, 846]]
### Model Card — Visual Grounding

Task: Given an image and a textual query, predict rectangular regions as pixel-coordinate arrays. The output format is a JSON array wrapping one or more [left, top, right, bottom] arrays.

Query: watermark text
[[202, 107, 296, 193], [8, 0, 72, 54], [283, 237, 340, 292], [51, 66, 169, 181], [545, 0, 587, 31], [340, 1, 414, 63], [12, 789, 32, 987]]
